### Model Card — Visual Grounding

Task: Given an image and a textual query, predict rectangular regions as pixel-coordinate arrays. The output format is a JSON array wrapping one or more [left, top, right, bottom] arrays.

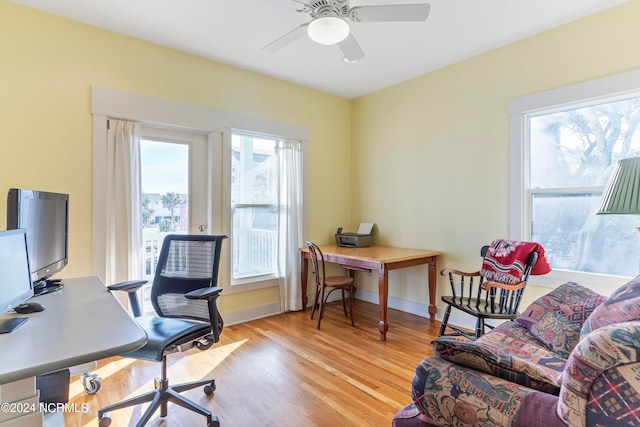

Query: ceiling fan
[[263, 0, 430, 63]]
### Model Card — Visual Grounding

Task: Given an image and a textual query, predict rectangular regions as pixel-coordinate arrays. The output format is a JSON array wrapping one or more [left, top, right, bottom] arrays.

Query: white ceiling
[[11, 0, 629, 99]]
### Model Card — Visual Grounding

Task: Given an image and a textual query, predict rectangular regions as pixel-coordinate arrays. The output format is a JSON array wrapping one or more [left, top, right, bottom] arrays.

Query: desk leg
[[428, 259, 437, 320], [378, 269, 389, 341], [300, 253, 308, 310]]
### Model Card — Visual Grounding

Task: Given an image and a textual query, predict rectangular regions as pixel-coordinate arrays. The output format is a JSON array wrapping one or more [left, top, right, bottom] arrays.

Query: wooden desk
[[300, 245, 441, 341]]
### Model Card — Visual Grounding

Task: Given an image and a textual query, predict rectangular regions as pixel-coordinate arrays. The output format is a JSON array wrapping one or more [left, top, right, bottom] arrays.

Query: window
[[510, 71, 640, 286], [231, 133, 279, 282], [138, 127, 209, 313], [229, 132, 303, 287], [93, 86, 307, 316]]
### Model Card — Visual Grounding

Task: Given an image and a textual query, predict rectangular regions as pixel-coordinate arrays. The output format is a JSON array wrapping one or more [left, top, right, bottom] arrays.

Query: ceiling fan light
[[307, 16, 350, 45]]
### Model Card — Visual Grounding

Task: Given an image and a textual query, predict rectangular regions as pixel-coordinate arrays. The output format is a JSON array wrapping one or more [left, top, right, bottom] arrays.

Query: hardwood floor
[[63, 300, 438, 427]]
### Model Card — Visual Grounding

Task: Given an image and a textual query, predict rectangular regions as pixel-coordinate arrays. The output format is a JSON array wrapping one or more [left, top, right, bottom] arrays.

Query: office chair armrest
[[107, 280, 148, 293], [185, 286, 223, 300], [185, 287, 224, 349], [481, 280, 526, 291], [440, 268, 481, 277], [107, 280, 148, 317]]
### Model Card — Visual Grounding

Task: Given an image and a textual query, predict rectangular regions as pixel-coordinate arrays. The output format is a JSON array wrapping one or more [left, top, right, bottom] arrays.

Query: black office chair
[[438, 239, 550, 340], [98, 234, 227, 427]]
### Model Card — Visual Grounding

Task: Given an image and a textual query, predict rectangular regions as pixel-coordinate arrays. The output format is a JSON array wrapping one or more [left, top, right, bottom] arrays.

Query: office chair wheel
[[81, 373, 102, 395], [204, 381, 216, 396], [98, 413, 112, 427], [208, 416, 220, 427], [196, 338, 213, 350]]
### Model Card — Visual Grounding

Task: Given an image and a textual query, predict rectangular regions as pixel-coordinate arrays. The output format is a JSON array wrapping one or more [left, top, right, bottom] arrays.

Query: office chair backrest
[[151, 234, 227, 322]]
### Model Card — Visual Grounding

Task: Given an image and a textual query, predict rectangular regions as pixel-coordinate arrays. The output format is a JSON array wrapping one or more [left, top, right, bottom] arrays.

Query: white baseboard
[[222, 302, 282, 326], [354, 288, 492, 332], [355, 288, 431, 318], [221, 291, 494, 333]]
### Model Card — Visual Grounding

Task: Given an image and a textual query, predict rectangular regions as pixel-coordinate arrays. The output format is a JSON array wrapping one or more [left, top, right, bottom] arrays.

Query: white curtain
[[278, 139, 304, 311], [105, 119, 143, 285]]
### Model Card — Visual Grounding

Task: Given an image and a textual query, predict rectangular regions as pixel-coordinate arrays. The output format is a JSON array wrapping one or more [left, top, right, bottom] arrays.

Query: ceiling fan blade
[[263, 23, 309, 52], [349, 4, 430, 22], [338, 33, 365, 63]]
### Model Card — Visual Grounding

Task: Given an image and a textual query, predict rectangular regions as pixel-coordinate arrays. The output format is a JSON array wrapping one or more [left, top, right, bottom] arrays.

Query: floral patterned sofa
[[393, 277, 640, 427]]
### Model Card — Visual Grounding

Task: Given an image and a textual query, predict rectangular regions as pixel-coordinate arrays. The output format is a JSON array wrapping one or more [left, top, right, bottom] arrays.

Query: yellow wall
[[351, 0, 640, 308], [0, 2, 352, 313], [2, 0, 639, 318]]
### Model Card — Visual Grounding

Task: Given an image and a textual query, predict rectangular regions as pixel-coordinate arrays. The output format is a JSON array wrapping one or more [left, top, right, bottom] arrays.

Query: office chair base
[[97, 376, 218, 427]]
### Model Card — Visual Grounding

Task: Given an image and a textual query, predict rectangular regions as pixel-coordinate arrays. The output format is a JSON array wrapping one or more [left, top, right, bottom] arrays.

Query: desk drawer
[[333, 258, 379, 271]]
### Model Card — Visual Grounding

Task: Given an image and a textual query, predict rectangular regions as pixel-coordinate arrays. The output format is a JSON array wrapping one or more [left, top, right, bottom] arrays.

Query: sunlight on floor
[[74, 338, 248, 426], [68, 358, 136, 400]]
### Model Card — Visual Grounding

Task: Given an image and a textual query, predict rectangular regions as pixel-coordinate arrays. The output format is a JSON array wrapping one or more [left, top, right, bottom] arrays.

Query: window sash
[[230, 132, 281, 284], [509, 70, 640, 290]]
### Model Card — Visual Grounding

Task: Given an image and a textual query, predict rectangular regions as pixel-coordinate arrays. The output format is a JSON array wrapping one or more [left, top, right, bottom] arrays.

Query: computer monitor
[[7, 189, 69, 294], [0, 229, 33, 333]]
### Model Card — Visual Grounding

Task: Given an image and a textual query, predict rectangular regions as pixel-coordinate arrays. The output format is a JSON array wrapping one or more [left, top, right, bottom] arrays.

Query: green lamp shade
[[596, 157, 640, 215]]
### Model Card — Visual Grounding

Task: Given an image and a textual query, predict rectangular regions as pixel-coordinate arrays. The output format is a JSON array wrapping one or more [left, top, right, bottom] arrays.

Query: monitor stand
[[0, 317, 28, 334], [33, 279, 64, 297]]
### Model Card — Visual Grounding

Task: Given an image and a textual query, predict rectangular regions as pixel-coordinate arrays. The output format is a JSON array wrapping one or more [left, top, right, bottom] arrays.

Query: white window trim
[[508, 69, 640, 290], [223, 129, 308, 291], [91, 86, 309, 294], [225, 130, 277, 288]]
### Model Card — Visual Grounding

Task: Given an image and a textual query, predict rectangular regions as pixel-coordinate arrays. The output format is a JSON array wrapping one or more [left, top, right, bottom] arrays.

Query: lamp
[[596, 157, 640, 215], [596, 157, 640, 273], [307, 16, 350, 45]]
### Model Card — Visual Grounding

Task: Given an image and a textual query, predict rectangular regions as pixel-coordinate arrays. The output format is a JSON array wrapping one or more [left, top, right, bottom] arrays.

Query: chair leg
[[167, 387, 213, 419], [438, 305, 452, 336], [97, 389, 159, 423], [475, 318, 485, 340], [341, 289, 348, 317], [348, 286, 355, 326], [310, 284, 321, 320], [97, 355, 218, 427], [316, 286, 326, 329]]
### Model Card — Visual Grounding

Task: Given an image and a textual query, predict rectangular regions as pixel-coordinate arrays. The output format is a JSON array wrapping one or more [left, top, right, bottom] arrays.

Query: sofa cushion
[[432, 321, 565, 394], [558, 321, 640, 426], [412, 355, 566, 427], [515, 281, 605, 358], [581, 275, 640, 336]]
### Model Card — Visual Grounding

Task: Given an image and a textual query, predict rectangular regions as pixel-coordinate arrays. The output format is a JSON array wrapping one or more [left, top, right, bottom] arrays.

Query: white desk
[[0, 276, 147, 425]]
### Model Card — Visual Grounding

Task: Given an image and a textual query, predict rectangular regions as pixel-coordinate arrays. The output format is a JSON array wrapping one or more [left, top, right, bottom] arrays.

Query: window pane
[[140, 139, 189, 312], [531, 193, 640, 277], [232, 206, 278, 279], [528, 96, 640, 277], [530, 98, 640, 189], [231, 133, 280, 282], [231, 135, 277, 204]]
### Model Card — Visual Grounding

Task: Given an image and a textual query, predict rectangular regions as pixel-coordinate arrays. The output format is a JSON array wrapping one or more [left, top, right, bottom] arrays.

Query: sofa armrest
[[412, 356, 565, 426], [558, 321, 640, 426]]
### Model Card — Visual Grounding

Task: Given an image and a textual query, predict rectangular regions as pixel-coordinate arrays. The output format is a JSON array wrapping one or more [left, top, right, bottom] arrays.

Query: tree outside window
[[528, 97, 640, 276]]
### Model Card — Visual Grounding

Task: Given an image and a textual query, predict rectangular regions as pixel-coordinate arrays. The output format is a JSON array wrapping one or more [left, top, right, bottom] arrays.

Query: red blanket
[[481, 239, 551, 285]]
